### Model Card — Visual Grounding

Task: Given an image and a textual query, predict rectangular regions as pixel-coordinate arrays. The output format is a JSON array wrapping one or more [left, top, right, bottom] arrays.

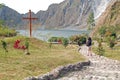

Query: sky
[[0, 0, 64, 14]]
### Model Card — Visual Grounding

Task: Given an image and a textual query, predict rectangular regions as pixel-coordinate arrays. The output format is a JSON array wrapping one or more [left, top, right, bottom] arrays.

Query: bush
[[69, 35, 86, 44], [48, 37, 69, 47], [107, 36, 116, 49], [62, 38, 69, 48], [0, 26, 17, 37], [48, 37, 58, 42], [99, 26, 106, 37], [96, 39, 105, 56], [1, 40, 8, 52], [48, 37, 64, 43], [110, 32, 116, 38]]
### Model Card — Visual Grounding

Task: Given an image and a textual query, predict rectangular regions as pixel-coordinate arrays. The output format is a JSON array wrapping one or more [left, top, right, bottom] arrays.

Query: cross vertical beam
[[23, 10, 38, 37]]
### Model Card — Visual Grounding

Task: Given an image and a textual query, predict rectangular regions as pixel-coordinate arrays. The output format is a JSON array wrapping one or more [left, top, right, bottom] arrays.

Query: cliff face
[[36, 0, 93, 29], [37, 0, 112, 29], [0, 0, 112, 29]]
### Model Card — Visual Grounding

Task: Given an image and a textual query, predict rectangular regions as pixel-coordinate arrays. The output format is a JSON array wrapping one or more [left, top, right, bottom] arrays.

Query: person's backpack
[[86, 40, 91, 46]]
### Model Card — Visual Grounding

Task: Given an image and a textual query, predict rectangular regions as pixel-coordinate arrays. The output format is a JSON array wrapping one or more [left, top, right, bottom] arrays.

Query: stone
[[24, 77, 37, 80], [25, 52, 30, 55], [57, 45, 120, 80]]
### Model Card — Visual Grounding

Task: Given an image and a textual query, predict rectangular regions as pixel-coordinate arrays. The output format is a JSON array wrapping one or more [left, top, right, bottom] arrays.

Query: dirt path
[[57, 45, 120, 80]]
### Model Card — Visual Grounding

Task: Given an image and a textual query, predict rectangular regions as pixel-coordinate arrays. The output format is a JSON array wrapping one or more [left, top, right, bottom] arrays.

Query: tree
[[99, 26, 107, 37], [24, 39, 30, 55], [107, 36, 116, 49], [1, 40, 8, 52], [96, 39, 105, 56], [87, 12, 95, 30], [0, 4, 3, 8], [62, 38, 69, 48]]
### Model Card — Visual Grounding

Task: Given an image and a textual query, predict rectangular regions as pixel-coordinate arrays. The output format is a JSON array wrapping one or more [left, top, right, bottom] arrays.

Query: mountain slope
[[0, 5, 22, 27], [92, 0, 120, 36], [36, 0, 93, 29], [96, 0, 120, 26], [0, 0, 112, 29]]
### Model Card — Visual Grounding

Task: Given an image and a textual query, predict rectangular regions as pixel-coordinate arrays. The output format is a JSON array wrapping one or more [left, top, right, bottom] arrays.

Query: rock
[[24, 52, 30, 55], [57, 45, 120, 80]]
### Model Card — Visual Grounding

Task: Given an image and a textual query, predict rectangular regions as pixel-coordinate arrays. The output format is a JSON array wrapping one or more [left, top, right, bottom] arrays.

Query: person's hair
[[88, 37, 92, 41]]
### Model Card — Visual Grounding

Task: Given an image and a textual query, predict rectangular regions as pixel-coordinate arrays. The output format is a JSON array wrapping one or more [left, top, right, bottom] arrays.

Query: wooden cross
[[23, 10, 38, 37]]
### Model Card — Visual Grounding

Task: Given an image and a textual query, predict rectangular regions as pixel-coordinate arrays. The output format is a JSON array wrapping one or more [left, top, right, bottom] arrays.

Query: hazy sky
[[0, 0, 64, 14]]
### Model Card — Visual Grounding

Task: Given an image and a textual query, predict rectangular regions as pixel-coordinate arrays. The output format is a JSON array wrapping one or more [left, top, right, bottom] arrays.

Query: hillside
[[97, 0, 120, 26], [0, 36, 85, 80], [92, 0, 120, 36]]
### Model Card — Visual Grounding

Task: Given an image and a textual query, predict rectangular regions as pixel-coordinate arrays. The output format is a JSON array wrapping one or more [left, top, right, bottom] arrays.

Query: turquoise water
[[18, 30, 90, 41]]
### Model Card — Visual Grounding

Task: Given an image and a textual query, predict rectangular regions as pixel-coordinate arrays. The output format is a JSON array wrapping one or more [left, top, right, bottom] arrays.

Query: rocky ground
[[57, 45, 120, 80]]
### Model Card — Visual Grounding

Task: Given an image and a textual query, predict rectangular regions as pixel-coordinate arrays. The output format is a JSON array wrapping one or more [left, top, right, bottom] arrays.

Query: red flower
[[21, 45, 26, 50], [14, 39, 27, 50], [14, 40, 21, 49]]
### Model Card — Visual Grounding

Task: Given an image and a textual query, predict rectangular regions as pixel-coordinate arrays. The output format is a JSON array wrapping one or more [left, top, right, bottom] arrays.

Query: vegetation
[[0, 3, 4, 8], [48, 37, 63, 43], [69, 35, 86, 44], [0, 26, 17, 37], [0, 36, 85, 80], [87, 12, 95, 30], [98, 26, 107, 37], [62, 38, 69, 48], [1, 40, 8, 52], [97, 25, 118, 49], [48, 35, 87, 47], [0, 4, 17, 37], [92, 42, 120, 61], [106, 36, 116, 49], [94, 39, 105, 56], [93, 25, 120, 60]]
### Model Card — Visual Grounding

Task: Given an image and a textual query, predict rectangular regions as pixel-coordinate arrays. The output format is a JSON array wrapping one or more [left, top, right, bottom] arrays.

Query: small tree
[[87, 12, 95, 30], [62, 38, 69, 48], [99, 26, 107, 37], [24, 39, 30, 55], [107, 36, 116, 49], [96, 39, 105, 56], [1, 40, 8, 52]]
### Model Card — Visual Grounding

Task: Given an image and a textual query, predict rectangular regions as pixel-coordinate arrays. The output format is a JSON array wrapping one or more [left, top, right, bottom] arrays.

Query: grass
[[92, 42, 120, 61], [0, 36, 85, 80]]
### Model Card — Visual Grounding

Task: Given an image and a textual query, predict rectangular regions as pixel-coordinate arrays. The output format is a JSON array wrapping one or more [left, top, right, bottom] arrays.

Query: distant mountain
[[0, 0, 112, 30], [36, 0, 93, 29], [0, 5, 22, 27]]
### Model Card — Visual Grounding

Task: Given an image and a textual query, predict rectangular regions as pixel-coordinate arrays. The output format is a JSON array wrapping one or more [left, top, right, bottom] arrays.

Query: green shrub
[[107, 36, 116, 49], [99, 26, 107, 37], [69, 35, 86, 44], [1, 40, 8, 52], [62, 38, 69, 48], [96, 39, 105, 56], [0, 26, 17, 37], [48, 37, 58, 42]]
